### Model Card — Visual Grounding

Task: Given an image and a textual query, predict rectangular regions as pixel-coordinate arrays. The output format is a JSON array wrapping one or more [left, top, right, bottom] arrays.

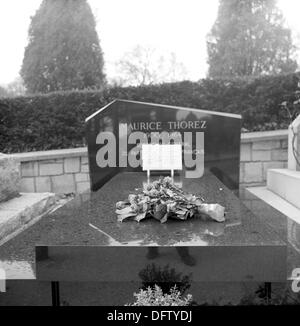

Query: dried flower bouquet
[[116, 177, 225, 223]]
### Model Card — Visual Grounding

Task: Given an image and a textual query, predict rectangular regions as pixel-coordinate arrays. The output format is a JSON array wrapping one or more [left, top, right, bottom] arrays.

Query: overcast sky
[[0, 0, 299, 85]]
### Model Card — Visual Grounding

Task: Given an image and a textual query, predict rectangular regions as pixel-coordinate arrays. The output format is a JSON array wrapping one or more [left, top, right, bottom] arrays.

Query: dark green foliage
[[20, 0, 105, 93], [1, 73, 300, 153], [138, 263, 192, 295], [207, 0, 297, 78]]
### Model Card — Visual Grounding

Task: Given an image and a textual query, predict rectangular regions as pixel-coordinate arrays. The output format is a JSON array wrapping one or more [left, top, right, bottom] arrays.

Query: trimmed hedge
[[1, 73, 299, 153]]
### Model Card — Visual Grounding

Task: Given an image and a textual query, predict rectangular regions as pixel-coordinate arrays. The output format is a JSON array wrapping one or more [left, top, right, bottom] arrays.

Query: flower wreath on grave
[[116, 177, 225, 223]]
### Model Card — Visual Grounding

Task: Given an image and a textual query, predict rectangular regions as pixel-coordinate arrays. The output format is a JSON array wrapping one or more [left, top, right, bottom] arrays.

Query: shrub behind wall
[[0, 73, 299, 153]]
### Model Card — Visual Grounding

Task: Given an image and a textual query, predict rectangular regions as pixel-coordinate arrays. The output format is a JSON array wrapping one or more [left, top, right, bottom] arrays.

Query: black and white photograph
[[0, 0, 300, 314]]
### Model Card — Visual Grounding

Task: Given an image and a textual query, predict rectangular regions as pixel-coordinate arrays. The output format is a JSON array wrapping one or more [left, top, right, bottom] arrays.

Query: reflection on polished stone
[[0, 260, 34, 279], [35, 245, 286, 283], [80, 172, 281, 247], [288, 219, 300, 254]]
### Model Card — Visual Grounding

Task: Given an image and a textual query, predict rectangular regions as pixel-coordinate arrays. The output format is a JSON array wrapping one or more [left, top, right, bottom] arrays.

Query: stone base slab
[[247, 186, 300, 225], [267, 169, 300, 210], [0, 192, 57, 245]]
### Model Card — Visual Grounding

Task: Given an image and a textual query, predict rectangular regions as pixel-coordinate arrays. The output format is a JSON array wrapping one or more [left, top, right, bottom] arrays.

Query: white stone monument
[[288, 114, 300, 171], [267, 115, 300, 210]]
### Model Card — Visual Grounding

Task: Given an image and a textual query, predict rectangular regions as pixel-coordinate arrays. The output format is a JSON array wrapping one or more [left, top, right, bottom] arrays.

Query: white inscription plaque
[[142, 144, 182, 177]]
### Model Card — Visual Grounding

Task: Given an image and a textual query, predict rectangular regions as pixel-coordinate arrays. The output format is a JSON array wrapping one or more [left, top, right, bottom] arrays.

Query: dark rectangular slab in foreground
[[33, 172, 287, 282], [35, 245, 286, 282], [0, 172, 289, 282]]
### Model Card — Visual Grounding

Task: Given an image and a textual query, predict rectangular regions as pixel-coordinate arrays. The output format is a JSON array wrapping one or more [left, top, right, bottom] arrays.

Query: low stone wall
[[10, 129, 289, 194], [240, 129, 288, 188], [11, 148, 90, 194]]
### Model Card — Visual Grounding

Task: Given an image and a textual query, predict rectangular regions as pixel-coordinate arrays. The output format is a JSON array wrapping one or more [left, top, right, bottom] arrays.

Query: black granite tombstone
[[85, 100, 242, 191]]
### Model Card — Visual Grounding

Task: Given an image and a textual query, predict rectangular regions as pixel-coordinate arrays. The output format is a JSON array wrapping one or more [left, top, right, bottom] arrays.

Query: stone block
[[252, 150, 271, 162], [239, 163, 245, 183], [21, 161, 39, 177], [81, 164, 89, 173], [240, 182, 264, 188], [243, 162, 263, 183], [281, 139, 288, 149], [64, 157, 80, 173], [81, 156, 88, 165], [267, 169, 300, 210], [240, 143, 251, 162], [252, 140, 280, 150], [75, 173, 90, 182], [39, 162, 63, 176], [51, 174, 75, 194], [271, 149, 288, 161], [20, 177, 35, 192], [36, 176, 52, 193], [263, 161, 286, 181], [0, 154, 20, 202], [76, 181, 90, 193]]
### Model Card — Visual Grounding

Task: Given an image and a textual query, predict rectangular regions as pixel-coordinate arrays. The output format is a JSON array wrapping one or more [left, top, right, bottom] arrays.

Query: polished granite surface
[[0, 172, 287, 247], [44, 172, 286, 247], [241, 188, 300, 280], [35, 245, 286, 282], [1, 171, 299, 281]]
